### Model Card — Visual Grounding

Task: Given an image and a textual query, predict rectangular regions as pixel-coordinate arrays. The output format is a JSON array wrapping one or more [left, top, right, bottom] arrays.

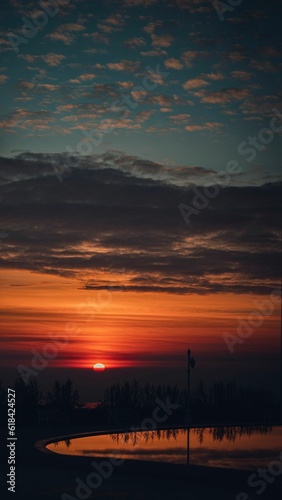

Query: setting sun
[[93, 363, 106, 372]]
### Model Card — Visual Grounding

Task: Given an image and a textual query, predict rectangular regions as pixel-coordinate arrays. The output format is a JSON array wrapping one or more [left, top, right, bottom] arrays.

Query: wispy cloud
[[151, 34, 174, 48], [107, 59, 141, 72], [185, 122, 223, 131], [183, 78, 210, 90], [164, 58, 183, 70]]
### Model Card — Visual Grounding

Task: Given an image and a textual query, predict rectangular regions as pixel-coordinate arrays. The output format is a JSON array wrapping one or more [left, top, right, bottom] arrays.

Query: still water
[[47, 426, 282, 471]]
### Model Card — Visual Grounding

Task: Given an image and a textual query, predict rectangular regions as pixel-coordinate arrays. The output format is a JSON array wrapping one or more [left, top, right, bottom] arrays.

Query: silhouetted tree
[[13, 375, 42, 425], [46, 379, 79, 411], [192, 379, 277, 423], [104, 381, 184, 410]]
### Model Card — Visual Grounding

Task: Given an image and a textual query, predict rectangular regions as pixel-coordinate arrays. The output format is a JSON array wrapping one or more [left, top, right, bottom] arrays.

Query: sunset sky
[[0, 0, 281, 400]]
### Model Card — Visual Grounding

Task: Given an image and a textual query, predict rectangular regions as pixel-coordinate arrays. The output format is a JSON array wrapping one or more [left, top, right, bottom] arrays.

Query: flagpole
[[280, 309, 282, 423], [187, 348, 191, 409], [186, 348, 191, 465], [186, 348, 191, 427], [186, 425, 190, 465]]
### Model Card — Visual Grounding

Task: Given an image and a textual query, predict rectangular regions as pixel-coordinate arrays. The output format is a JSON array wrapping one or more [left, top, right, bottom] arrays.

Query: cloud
[[79, 74, 96, 81], [0, 74, 8, 84], [196, 88, 250, 104], [18, 53, 65, 67], [164, 58, 183, 70], [131, 89, 148, 101], [140, 50, 167, 57], [123, 0, 158, 5], [0, 152, 280, 296], [83, 32, 110, 45], [170, 114, 190, 123], [148, 94, 174, 107], [225, 51, 247, 63], [107, 60, 141, 72], [251, 60, 278, 73], [123, 37, 146, 48], [185, 122, 223, 131], [98, 118, 142, 131], [97, 23, 118, 34], [0, 37, 13, 51], [0, 109, 54, 130], [151, 34, 174, 48], [183, 78, 210, 90], [92, 83, 119, 98], [167, 0, 212, 12], [42, 53, 65, 66], [239, 95, 279, 118], [256, 46, 280, 58], [231, 71, 253, 81], [136, 110, 155, 122], [104, 13, 126, 26], [46, 32, 75, 45], [117, 81, 134, 89], [143, 21, 163, 34], [181, 50, 209, 67], [46, 22, 85, 45], [206, 73, 225, 81], [60, 23, 85, 32]]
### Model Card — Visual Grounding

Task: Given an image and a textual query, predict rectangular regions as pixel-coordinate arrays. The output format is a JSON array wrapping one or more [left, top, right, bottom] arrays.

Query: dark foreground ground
[[1, 424, 281, 500]]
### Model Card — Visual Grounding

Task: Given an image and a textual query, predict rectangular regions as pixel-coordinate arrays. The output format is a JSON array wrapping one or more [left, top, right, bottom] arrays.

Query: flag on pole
[[189, 354, 196, 369]]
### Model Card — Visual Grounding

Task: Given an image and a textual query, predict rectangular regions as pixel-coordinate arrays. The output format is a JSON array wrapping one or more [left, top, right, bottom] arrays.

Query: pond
[[46, 425, 282, 471]]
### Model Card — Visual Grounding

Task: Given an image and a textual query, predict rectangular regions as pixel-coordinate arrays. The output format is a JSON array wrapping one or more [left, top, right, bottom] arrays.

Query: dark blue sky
[[0, 0, 281, 183]]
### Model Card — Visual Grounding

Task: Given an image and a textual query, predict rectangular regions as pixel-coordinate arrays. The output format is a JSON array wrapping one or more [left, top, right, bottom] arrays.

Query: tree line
[[0, 376, 79, 426], [103, 379, 278, 424], [0, 377, 279, 427]]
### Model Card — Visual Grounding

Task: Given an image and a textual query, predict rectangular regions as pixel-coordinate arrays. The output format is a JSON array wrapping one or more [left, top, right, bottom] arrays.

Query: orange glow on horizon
[[0, 269, 281, 370]]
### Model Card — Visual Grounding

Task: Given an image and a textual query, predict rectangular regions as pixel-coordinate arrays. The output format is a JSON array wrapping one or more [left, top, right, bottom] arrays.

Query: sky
[[0, 0, 281, 400]]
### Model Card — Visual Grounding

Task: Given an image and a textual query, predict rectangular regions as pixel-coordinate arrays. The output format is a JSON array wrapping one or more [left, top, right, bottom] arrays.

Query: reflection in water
[[111, 427, 182, 446], [109, 425, 273, 467], [46, 425, 281, 471], [110, 425, 272, 446], [52, 438, 72, 448]]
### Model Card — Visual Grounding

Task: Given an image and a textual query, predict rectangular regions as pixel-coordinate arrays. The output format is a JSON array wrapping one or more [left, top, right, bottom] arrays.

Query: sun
[[93, 362, 106, 372]]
